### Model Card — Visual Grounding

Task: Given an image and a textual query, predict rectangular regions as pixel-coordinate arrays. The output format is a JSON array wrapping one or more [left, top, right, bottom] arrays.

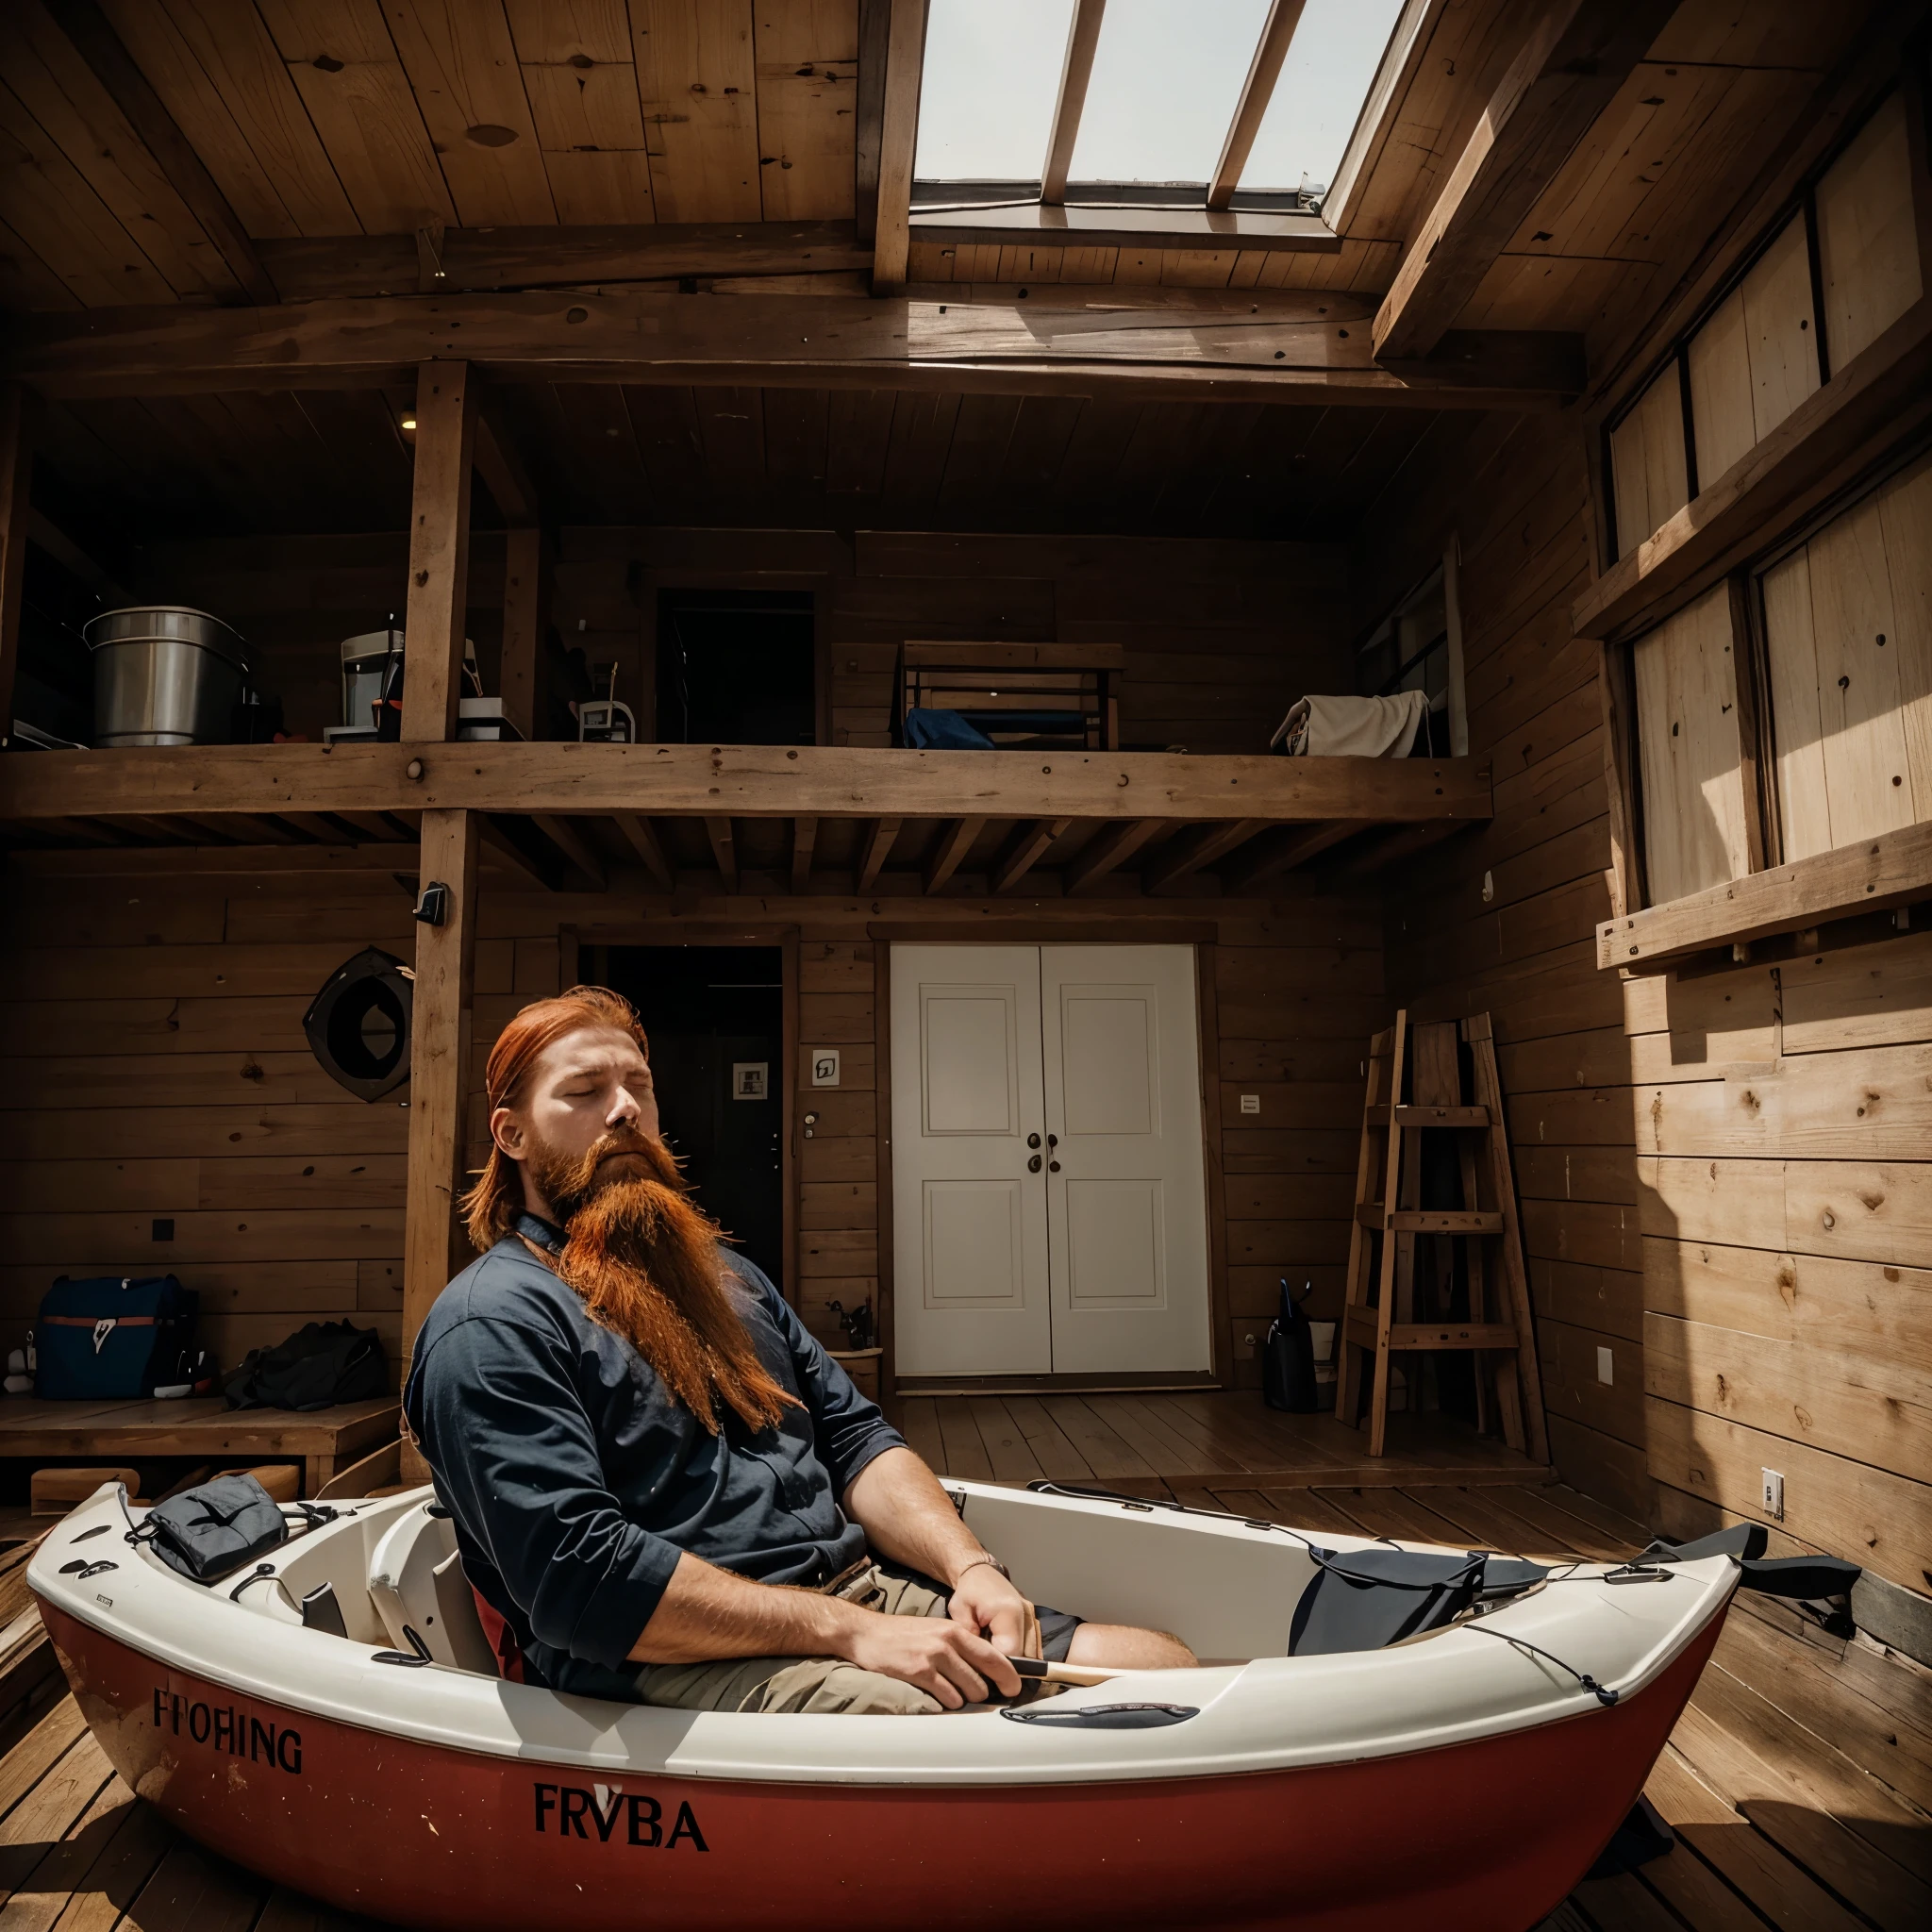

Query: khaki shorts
[[631, 1561, 1080, 1717]]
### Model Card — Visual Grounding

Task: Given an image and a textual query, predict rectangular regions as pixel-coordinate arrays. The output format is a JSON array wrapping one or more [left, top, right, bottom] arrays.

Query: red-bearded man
[[405, 986, 1191, 1714]]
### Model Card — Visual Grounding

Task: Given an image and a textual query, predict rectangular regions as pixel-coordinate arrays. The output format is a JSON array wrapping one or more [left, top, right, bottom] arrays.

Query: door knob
[[1047, 1134, 1058, 1147], [1026, 1133, 1041, 1149], [1049, 1160, 1061, 1173], [1027, 1155, 1042, 1173]]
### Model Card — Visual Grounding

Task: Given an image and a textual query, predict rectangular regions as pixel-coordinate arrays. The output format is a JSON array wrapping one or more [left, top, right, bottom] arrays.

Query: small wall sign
[[811, 1049, 841, 1088], [731, 1062, 769, 1101]]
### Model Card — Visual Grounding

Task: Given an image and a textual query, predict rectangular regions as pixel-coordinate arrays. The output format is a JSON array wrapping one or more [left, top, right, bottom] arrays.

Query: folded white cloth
[[1272, 689, 1431, 758]]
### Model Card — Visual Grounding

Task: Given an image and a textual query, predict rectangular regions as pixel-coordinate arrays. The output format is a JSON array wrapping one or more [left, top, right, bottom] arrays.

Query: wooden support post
[[872, 0, 926, 288], [400, 362, 476, 744], [499, 525, 545, 741], [0, 387, 34, 744], [791, 816, 818, 893], [402, 807, 480, 1475]]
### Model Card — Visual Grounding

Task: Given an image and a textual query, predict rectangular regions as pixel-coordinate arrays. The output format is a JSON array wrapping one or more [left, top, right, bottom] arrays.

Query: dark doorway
[[655, 590, 815, 745], [596, 945, 785, 1286]]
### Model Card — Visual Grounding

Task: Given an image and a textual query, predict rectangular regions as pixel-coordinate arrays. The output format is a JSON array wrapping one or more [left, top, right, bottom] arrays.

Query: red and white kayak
[[31, 1479, 1735, 1931]]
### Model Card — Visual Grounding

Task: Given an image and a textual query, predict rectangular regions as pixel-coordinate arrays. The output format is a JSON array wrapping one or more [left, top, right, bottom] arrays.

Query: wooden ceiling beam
[[1373, 0, 1677, 361], [42, 0, 276, 306], [478, 818, 555, 891], [7, 292, 1580, 410], [1324, 820, 1463, 880], [472, 408, 538, 528], [993, 817, 1072, 893], [1042, 0, 1108, 206], [858, 817, 902, 891], [613, 812, 675, 891], [0, 745, 1495, 827], [705, 816, 739, 892], [1224, 818, 1373, 893], [1145, 817, 1271, 891], [1207, 1, 1308, 212], [255, 223, 872, 303], [872, 0, 927, 289], [530, 812, 607, 891], [923, 816, 986, 894], [1066, 818, 1168, 893], [791, 815, 818, 894]]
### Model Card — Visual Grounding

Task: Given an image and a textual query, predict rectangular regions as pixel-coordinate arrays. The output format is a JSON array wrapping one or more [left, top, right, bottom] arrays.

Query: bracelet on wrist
[[953, 1553, 1009, 1586]]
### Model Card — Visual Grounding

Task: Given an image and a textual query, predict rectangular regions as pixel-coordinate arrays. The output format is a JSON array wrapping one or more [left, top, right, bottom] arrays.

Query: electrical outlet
[[1595, 1346, 1613, 1385], [1240, 1093, 1260, 1114], [1761, 1468, 1785, 1520]]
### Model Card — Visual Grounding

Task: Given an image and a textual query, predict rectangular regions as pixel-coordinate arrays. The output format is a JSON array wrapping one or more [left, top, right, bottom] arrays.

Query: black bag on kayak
[[1290, 1547, 1548, 1655], [132, 1473, 288, 1583], [225, 1320, 387, 1412]]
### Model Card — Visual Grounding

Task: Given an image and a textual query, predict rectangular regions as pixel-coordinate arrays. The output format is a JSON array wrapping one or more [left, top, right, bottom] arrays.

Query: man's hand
[[840, 1607, 1023, 1708], [948, 1562, 1041, 1660]]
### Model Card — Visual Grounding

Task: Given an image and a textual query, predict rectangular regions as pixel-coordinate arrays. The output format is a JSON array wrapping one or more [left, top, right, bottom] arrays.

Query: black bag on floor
[[1262, 1278, 1319, 1413], [131, 1473, 288, 1583], [225, 1320, 387, 1412]]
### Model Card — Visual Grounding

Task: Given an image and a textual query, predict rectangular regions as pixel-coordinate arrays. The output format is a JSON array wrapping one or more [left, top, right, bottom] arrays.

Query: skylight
[[914, 0, 1074, 184], [1066, 0, 1268, 187], [912, 0, 1408, 209], [1243, 0, 1407, 195]]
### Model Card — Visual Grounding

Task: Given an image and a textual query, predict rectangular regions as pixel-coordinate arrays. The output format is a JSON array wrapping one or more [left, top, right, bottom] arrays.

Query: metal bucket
[[84, 607, 252, 747]]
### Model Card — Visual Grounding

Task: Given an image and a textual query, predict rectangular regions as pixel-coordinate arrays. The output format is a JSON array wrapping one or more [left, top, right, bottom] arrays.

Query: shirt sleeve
[[409, 1311, 684, 1671], [727, 1256, 907, 1500]]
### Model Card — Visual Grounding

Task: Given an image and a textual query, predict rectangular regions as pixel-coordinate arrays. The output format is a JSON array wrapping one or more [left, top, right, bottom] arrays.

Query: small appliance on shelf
[[324, 629, 516, 743]]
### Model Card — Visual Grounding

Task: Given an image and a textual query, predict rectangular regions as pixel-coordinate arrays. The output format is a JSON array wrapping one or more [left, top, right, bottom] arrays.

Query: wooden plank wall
[[122, 526, 1347, 756], [1359, 412, 1932, 1602], [0, 867, 1382, 1396], [1355, 408, 1654, 1515], [2, 518, 1369, 1391], [559, 526, 1349, 756]]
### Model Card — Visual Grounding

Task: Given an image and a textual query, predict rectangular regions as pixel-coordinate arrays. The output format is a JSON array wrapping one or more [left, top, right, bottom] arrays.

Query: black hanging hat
[[304, 946, 414, 1102]]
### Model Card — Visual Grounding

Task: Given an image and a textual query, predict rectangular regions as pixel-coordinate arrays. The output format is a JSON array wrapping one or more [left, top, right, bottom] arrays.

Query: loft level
[[0, 743, 1491, 896]]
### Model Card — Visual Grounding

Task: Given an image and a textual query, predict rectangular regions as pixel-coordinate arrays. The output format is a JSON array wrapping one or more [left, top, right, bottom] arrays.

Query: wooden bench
[[0, 1396, 400, 1499]]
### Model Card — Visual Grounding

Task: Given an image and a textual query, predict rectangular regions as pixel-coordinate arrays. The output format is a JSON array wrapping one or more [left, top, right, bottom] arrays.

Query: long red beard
[[530, 1131, 799, 1436]]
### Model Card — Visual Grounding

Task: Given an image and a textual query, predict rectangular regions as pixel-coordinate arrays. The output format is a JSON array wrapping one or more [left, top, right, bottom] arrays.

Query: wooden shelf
[[0, 741, 1491, 824], [1596, 820, 1932, 972]]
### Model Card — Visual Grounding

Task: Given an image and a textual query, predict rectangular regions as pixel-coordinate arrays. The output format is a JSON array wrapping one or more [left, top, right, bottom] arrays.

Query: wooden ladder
[[1336, 1009, 1548, 1462]]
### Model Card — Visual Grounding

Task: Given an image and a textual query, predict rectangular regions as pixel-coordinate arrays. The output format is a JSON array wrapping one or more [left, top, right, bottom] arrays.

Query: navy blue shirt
[[403, 1216, 905, 1699]]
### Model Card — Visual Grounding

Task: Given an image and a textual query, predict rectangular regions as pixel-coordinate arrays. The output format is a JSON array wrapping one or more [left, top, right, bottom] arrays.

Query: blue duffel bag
[[34, 1274, 200, 1400]]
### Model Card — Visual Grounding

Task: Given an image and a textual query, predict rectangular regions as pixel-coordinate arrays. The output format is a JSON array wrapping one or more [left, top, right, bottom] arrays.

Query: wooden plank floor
[[884, 1388, 1553, 1491], [0, 1484, 1924, 1932]]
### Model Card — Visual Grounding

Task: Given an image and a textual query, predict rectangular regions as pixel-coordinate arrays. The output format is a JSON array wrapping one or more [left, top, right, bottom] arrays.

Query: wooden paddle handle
[[1008, 1656, 1127, 1687]]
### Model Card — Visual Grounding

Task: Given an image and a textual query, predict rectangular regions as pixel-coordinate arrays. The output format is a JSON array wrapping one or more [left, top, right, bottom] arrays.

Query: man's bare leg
[[1068, 1624, 1196, 1669]]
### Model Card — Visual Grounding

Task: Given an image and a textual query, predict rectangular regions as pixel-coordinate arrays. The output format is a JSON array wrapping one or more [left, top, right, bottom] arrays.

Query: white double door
[[891, 944, 1211, 1377]]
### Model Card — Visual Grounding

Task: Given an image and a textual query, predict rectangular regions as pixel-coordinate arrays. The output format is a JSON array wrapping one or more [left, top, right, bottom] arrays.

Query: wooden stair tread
[[1344, 1311, 1520, 1350], [1390, 1104, 1491, 1128], [1354, 1204, 1505, 1233]]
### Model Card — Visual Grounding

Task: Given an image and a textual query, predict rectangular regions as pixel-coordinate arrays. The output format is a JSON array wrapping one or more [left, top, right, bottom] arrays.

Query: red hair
[[461, 986, 647, 1253]]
